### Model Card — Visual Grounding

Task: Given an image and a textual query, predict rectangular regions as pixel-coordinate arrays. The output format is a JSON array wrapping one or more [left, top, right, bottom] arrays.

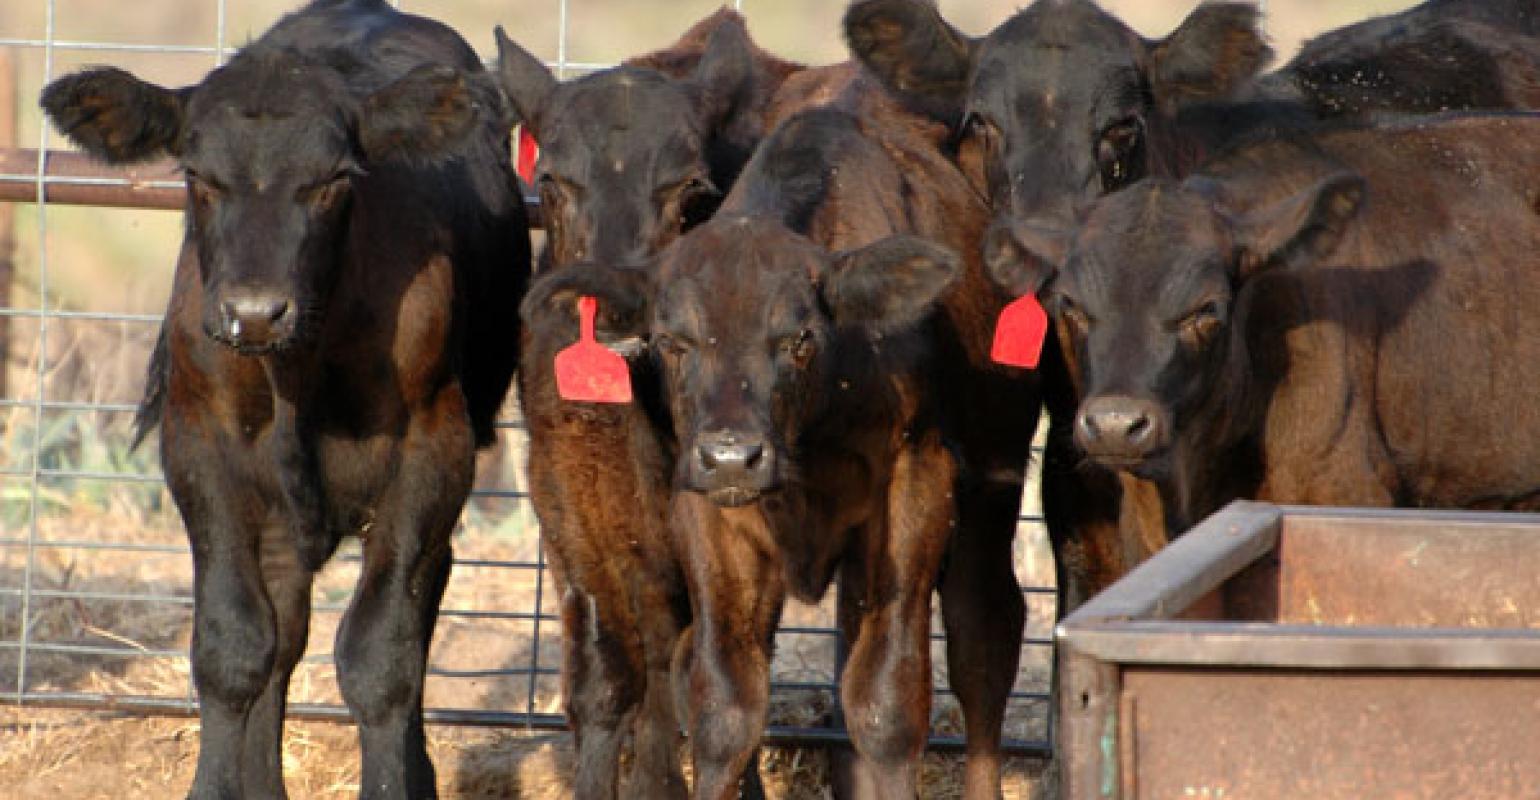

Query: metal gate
[[0, 0, 1059, 762]]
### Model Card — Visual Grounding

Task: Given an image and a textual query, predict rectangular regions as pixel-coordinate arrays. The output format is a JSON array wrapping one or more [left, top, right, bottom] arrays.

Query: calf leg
[[524, 407, 690, 799], [940, 477, 1024, 800], [167, 434, 278, 800], [631, 665, 690, 800], [671, 625, 768, 800], [337, 533, 453, 800], [525, 467, 634, 798], [628, 576, 690, 799], [842, 436, 956, 800], [674, 496, 784, 800], [557, 576, 645, 800], [186, 535, 276, 800], [336, 408, 472, 800], [240, 527, 317, 799], [828, 566, 877, 799], [225, 360, 321, 798], [529, 493, 684, 798]]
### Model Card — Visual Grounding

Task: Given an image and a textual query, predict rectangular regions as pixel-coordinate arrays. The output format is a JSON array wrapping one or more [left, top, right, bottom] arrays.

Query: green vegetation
[[0, 404, 160, 530]]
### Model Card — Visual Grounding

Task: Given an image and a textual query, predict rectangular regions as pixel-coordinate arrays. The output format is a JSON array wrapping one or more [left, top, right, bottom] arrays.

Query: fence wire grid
[[0, 0, 1086, 766]]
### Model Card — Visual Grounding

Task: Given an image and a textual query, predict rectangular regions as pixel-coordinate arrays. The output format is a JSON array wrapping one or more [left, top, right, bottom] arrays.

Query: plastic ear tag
[[516, 127, 539, 186], [555, 296, 633, 403], [991, 293, 1049, 369]]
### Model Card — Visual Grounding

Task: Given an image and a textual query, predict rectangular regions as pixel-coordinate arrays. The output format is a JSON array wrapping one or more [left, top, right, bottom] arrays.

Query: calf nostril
[[1126, 414, 1150, 440], [698, 446, 720, 473], [743, 444, 764, 471], [267, 300, 290, 323]]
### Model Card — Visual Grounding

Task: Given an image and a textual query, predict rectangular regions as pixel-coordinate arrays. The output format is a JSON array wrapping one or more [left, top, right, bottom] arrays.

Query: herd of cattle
[[33, 0, 1540, 796]]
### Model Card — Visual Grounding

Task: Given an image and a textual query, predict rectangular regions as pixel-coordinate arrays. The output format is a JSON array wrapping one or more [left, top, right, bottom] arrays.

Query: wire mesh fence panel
[[0, 0, 1081, 769]]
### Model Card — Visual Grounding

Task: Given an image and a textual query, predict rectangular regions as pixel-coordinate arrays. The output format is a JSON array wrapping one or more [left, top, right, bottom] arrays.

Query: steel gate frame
[[0, 0, 1058, 760]]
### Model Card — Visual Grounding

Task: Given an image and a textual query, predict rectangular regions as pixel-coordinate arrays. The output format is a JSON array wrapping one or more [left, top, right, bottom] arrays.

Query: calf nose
[[220, 292, 294, 349], [690, 430, 777, 504], [698, 440, 765, 474], [1075, 395, 1166, 463]]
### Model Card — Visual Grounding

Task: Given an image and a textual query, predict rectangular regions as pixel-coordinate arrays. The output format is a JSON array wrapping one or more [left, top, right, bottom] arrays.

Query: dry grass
[[0, 706, 576, 799], [0, 706, 1052, 799]]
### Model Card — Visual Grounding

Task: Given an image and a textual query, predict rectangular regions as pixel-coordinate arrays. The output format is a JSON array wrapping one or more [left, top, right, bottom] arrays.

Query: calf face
[[524, 216, 958, 506], [42, 53, 493, 353], [846, 0, 1270, 222], [496, 16, 758, 267], [989, 174, 1364, 476]]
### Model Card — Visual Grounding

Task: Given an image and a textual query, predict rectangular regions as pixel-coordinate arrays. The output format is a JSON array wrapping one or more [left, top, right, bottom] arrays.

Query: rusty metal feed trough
[[1057, 501, 1540, 799]]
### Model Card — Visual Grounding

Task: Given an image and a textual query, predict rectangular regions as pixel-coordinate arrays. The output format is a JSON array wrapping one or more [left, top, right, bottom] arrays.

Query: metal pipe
[[0, 148, 548, 224]]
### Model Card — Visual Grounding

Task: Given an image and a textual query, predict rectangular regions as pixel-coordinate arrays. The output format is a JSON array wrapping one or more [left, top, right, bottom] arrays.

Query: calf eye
[[1178, 302, 1222, 348], [538, 174, 577, 211], [653, 333, 693, 356], [1097, 116, 1144, 190], [681, 176, 718, 199], [658, 175, 714, 199], [967, 113, 1002, 157], [666, 175, 721, 229], [965, 112, 992, 137], [297, 168, 356, 207], [780, 329, 816, 365], [1058, 298, 1091, 339]]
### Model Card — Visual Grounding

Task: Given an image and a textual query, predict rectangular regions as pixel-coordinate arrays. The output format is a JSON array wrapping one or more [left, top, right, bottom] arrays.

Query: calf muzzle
[[215, 289, 299, 353], [687, 430, 777, 507], [1075, 394, 1167, 466]]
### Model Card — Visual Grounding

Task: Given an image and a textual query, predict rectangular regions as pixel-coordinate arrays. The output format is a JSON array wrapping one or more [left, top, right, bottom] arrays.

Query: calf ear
[[520, 263, 653, 339], [495, 26, 557, 133], [1150, 2, 1271, 114], [984, 217, 1069, 298], [823, 235, 960, 333], [41, 67, 186, 164], [689, 12, 757, 131], [1232, 172, 1365, 278], [359, 64, 494, 165], [844, 0, 977, 127]]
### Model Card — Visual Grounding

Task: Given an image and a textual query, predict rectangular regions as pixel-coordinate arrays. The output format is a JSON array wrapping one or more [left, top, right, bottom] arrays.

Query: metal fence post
[[0, 49, 14, 401]]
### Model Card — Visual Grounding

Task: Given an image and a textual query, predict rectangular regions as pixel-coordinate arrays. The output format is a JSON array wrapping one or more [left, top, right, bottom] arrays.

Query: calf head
[[42, 50, 496, 354], [523, 216, 959, 507], [496, 13, 763, 268], [846, 0, 1270, 222], [987, 172, 1364, 476]]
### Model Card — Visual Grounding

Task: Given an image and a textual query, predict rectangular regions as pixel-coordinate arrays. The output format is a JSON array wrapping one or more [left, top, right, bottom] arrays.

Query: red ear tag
[[516, 127, 540, 186], [991, 293, 1049, 369], [555, 296, 634, 403]]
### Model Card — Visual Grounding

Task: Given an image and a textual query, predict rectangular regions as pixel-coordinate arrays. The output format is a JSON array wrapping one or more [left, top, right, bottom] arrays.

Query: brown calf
[[991, 112, 1540, 533], [525, 73, 1037, 799], [496, 11, 801, 798]]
